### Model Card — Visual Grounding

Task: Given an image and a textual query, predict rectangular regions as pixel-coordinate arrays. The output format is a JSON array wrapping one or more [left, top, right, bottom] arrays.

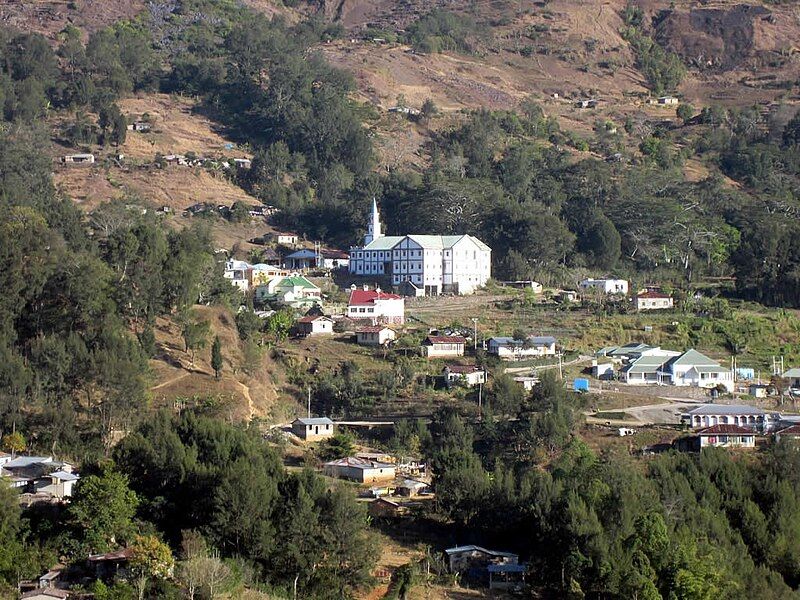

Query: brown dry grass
[[148, 305, 281, 421]]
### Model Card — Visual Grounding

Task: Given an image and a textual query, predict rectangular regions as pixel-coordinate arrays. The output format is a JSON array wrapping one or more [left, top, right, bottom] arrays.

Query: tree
[[420, 98, 438, 122], [782, 110, 800, 148], [264, 309, 294, 343], [677, 103, 694, 124], [181, 318, 210, 367], [177, 531, 207, 600], [128, 534, 175, 600], [66, 469, 139, 555], [1, 431, 25, 457], [211, 335, 223, 380], [318, 432, 355, 460]]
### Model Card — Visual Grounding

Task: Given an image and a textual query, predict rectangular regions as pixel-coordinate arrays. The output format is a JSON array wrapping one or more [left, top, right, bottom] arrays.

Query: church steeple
[[365, 197, 383, 245]]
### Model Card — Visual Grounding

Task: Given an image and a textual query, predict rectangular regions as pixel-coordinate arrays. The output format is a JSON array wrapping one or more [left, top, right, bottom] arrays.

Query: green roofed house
[[621, 349, 733, 392], [256, 275, 321, 308]]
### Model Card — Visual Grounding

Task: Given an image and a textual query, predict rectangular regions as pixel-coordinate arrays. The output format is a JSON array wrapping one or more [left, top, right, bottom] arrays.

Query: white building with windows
[[349, 200, 491, 295], [579, 278, 629, 295]]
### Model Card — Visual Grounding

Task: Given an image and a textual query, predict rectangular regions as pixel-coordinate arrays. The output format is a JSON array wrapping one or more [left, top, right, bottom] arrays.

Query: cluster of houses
[[577, 278, 675, 311], [185, 202, 278, 220], [594, 343, 734, 392], [0, 453, 79, 505], [670, 403, 800, 452], [160, 154, 251, 170]]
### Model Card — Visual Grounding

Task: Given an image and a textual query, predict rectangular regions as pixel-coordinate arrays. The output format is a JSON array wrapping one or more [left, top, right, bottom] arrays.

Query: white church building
[[349, 200, 492, 295]]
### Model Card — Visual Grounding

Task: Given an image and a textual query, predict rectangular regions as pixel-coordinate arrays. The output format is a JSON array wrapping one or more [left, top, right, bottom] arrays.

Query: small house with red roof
[[775, 425, 800, 443], [347, 286, 404, 324], [423, 335, 466, 358], [635, 291, 674, 311], [295, 315, 334, 337], [356, 325, 396, 346], [692, 425, 756, 450]]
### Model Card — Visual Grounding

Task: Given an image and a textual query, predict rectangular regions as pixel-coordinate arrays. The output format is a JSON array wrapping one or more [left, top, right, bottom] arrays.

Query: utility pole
[[478, 382, 483, 418], [558, 353, 563, 380], [471, 317, 478, 351], [307, 387, 311, 418]]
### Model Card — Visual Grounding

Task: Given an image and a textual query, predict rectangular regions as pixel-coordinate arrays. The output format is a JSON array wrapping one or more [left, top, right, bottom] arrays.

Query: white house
[[224, 259, 252, 291], [681, 404, 771, 430], [635, 291, 674, 311], [422, 335, 466, 358], [295, 316, 333, 337], [693, 425, 756, 450], [621, 349, 733, 391], [580, 278, 629, 295], [513, 376, 539, 391], [323, 457, 396, 483], [349, 200, 491, 296], [321, 250, 350, 269], [271, 232, 299, 246], [443, 365, 486, 387], [347, 287, 405, 324], [257, 276, 321, 307], [657, 96, 679, 105], [356, 326, 396, 346], [291, 417, 334, 441], [487, 336, 557, 360], [61, 153, 95, 165]]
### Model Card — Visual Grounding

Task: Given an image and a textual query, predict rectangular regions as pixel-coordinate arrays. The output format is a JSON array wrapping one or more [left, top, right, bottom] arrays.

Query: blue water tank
[[573, 378, 590, 392]]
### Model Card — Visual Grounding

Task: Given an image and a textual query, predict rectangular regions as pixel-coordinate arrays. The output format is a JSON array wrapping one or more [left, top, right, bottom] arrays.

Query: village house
[[256, 276, 321, 308], [1, 456, 79, 500], [233, 158, 251, 169], [445, 545, 519, 574], [323, 457, 396, 483], [775, 425, 800, 442], [126, 121, 151, 132], [224, 259, 251, 291], [250, 264, 287, 286], [575, 99, 598, 108], [579, 278, 629, 295], [621, 349, 734, 391], [61, 153, 95, 165], [443, 364, 486, 387], [88, 548, 134, 580], [349, 201, 491, 296], [656, 95, 679, 105], [559, 290, 578, 303], [368, 497, 410, 519], [320, 249, 350, 269], [347, 287, 405, 325], [284, 249, 318, 270], [499, 280, 543, 294], [270, 232, 299, 246], [487, 336, 557, 360], [681, 404, 771, 430], [513, 376, 539, 391], [422, 335, 466, 358], [397, 479, 429, 497], [355, 326, 396, 346], [783, 368, 800, 389], [291, 417, 335, 441], [295, 315, 334, 337], [686, 425, 757, 451], [635, 291, 674, 311]]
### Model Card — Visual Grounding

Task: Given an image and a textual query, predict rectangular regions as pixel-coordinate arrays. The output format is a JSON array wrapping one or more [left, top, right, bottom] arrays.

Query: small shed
[[291, 417, 335, 441], [356, 326, 396, 346]]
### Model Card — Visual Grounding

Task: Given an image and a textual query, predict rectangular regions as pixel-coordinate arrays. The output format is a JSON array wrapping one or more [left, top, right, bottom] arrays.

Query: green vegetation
[[411, 373, 800, 598], [621, 4, 686, 94], [406, 10, 480, 54]]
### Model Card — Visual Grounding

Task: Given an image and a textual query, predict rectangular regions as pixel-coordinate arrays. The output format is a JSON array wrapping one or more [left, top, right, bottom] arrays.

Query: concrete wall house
[[295, 316, 334, 337], [292, 417, 334, 441], [323, 457, 396, 483], [422, 335, 466, 358], [347, 287, 405, 324], [487, 336, 557, 359], [356, 326, 396, 346], [443, 365, 486, 387], [635, 291, 674, 311], [579, 278, 629, 295], [681, 404, 771, 430]]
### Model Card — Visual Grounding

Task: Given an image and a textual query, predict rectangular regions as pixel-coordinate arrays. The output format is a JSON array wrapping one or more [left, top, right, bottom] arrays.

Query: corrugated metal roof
[[685, 404, 765, 416], [294, 417, 334, 426]]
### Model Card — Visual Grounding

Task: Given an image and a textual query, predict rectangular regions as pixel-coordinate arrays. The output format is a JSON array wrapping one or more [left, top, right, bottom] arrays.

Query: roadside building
[[681, 404, 771, 430], [291, 417, 335, 441], [445, 545, 519, 574]]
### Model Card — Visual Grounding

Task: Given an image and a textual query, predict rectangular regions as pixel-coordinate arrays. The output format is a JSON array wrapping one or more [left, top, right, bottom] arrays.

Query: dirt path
[[150, 371, 191, 391], [232, 379, 256, 420]]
